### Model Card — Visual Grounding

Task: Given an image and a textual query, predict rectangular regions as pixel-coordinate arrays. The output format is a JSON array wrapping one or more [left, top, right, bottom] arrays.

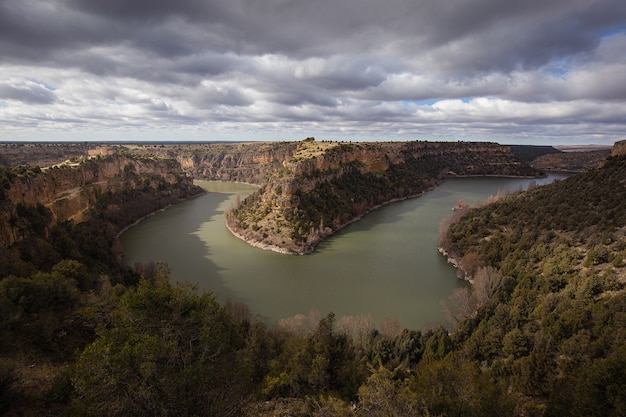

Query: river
[[120, 174, 568, 330]]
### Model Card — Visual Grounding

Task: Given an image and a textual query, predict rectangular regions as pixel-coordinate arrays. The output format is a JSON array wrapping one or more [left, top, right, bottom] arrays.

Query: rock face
[[0, 154, 198, 248], [611, 140, 626, 158], [221, 139, 541, 254], [128, 142, 299, 184]]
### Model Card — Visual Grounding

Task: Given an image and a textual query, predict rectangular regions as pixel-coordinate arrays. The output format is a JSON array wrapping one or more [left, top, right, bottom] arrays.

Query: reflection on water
[[120, 174, 568, 330]]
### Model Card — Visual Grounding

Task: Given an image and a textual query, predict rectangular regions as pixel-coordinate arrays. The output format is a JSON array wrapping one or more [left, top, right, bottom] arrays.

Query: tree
[[442, 286, 475, 326], [71, 278, 249, 417], [460, 252, 484, 280], [263, 312, 361, 400], [473, 266, 504, 307], [514, 332, 557, 396], [413, 354, 514, 417], [358, 366, 419, 417]]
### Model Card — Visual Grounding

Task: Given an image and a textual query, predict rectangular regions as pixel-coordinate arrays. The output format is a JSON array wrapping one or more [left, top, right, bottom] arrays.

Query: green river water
[[120, 174, 567, 330]]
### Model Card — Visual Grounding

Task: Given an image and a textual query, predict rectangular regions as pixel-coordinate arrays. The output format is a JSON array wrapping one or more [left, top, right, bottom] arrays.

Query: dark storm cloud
[[65, 0, 222, 21], [0, 0, 625, 143], [1, 0, 622, 72], [0, 0, 118, 55]]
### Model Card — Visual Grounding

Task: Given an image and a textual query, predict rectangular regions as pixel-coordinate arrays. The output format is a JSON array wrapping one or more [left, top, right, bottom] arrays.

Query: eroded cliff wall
[[0, 154, 199, 247], [127, 142, 299, 184]]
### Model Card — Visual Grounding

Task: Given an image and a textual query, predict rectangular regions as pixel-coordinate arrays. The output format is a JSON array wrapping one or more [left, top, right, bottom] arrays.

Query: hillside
[[441, 142, 626, 280], [509, 144, 611, 172], [437, 140, 626, 415], [126, 141, 299, 184], [224, 139, 540, 254], [531, 149, 612, 172], [509, 144, 562, 163]]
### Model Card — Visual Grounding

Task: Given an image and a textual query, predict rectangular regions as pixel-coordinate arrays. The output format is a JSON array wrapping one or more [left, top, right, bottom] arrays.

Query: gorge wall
[[127, 142, 299, 184], [0, 153, 200, 248], [611, 140, 626, 158]]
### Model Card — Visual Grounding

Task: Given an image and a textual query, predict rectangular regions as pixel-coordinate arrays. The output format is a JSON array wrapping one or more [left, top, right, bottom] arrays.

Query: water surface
[[121, 174, 568, 329]]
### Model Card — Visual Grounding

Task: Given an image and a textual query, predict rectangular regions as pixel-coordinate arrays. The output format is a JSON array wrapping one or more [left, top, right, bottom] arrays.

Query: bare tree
[[473, 266, 503, 307], [442, 266, 504, 328], [380, 317, 403, 339], [442, 287, 476, 327], [460, 252, 484, 280]]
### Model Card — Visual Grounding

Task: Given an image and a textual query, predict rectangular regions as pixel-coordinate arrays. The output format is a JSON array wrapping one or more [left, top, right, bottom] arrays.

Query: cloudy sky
[[1, 0, 625, 144]]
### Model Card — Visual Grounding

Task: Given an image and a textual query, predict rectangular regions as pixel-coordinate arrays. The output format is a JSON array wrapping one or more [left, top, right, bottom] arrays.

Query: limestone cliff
[[224, 139, 540, 254], [0, 154, 200, 248], [611, 140, 626, 158], [127, 142, 299, 184], [0, 140, 541, 254]]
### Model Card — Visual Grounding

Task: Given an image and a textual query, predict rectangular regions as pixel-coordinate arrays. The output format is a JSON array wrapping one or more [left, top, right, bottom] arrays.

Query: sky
[[1, 0, 626, 145]]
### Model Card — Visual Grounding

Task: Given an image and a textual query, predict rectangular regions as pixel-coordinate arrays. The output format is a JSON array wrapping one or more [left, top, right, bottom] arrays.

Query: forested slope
[[0, 155, 204, 415], [439, 141, 626, 415]]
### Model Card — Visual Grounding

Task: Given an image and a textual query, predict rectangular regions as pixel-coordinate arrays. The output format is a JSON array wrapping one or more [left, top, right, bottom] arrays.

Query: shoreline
[[206, 170, 548, 256], [194, 178, 262, 189], [224, 220, 298, 255], [438, 246, 472, 283]]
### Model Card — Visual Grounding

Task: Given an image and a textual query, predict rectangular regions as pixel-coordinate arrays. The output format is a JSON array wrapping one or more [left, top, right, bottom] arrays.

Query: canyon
[[3, 139, 608, 254], [137, 139, 540, 254]]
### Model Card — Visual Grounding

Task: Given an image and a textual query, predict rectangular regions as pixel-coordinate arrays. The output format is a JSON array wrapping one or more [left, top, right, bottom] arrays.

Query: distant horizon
[[0, 138, 618, 148]]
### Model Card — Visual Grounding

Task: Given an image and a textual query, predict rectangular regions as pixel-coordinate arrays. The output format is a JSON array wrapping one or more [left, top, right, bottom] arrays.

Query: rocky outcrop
[[611, 140, 626, 158], [0, 154, 199, 248]]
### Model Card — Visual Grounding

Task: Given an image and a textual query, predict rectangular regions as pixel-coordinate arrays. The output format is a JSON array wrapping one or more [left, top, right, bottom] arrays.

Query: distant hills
[[510, 144, 612, 172]]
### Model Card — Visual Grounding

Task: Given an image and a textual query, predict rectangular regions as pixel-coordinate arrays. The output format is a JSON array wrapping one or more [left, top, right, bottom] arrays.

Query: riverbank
[[438, 246, 472, 283], [224, 220, 299, 254], [121, 177, 489, 330]]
